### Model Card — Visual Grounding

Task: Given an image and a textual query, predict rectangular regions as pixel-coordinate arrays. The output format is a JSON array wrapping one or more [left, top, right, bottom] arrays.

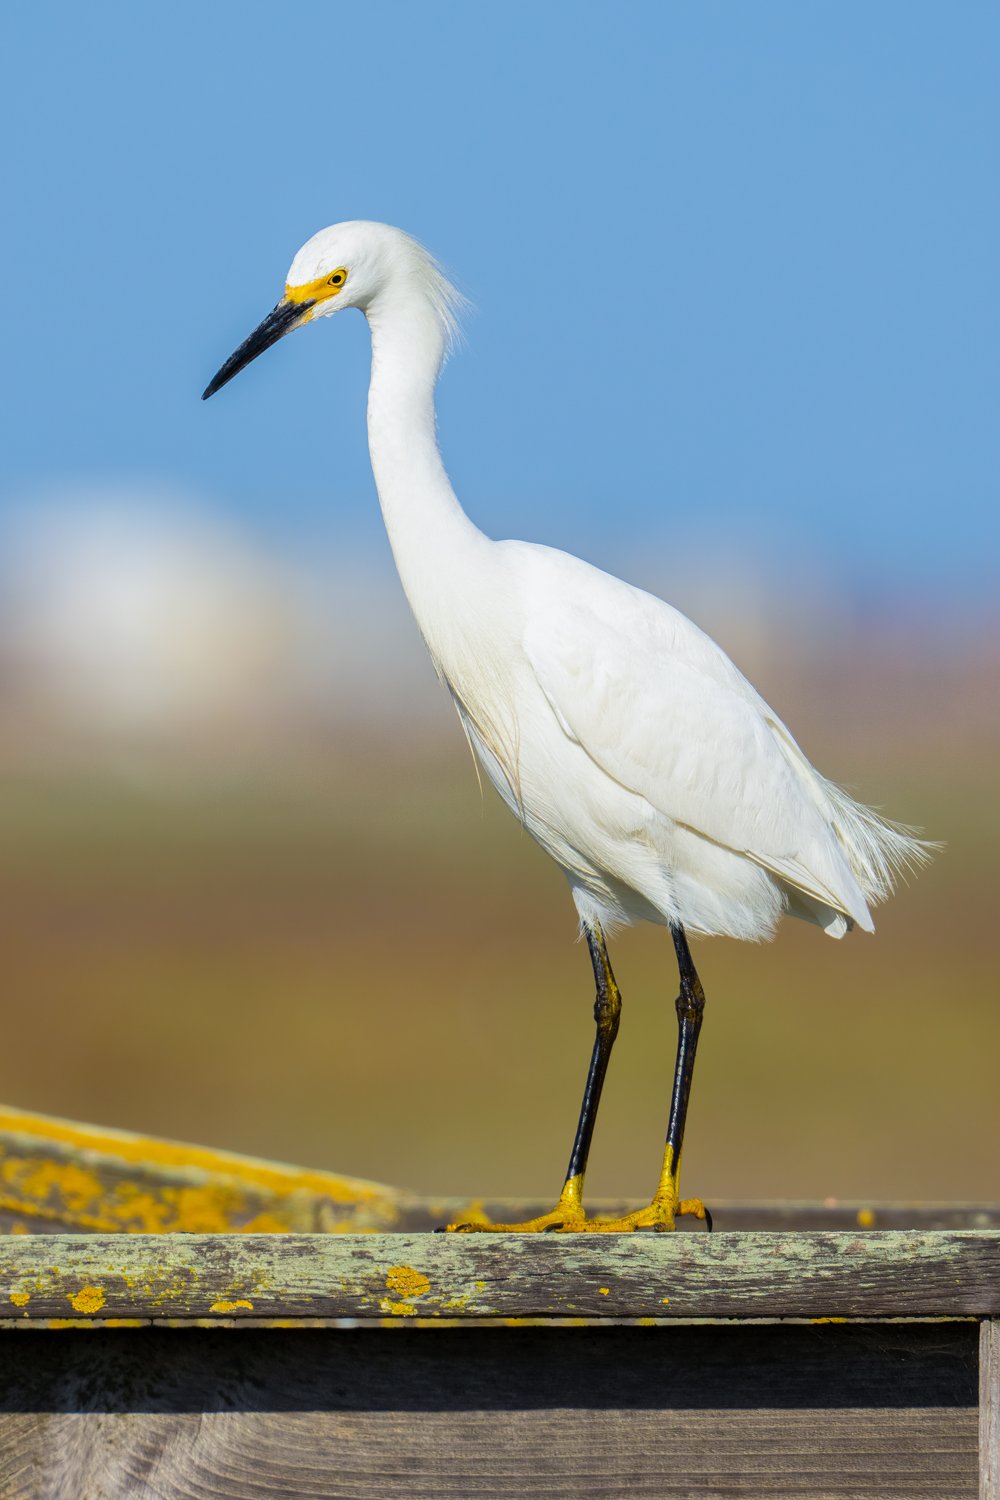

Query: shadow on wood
[[0, 1324, 978, 1412]]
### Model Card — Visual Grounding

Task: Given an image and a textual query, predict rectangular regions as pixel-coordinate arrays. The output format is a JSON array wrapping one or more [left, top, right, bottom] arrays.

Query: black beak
[[201, 297, 316, 400]]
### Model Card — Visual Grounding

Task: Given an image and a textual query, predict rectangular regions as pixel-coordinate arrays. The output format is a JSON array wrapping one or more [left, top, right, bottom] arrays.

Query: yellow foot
[[445, 1192, 587, 1233], [578, 1196, 711, 1233], [444, 1194, 711, 1233]]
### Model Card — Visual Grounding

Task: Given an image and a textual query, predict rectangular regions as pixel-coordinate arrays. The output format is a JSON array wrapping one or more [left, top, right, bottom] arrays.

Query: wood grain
[[983, 1319, 1000, 1500], [0, 1230, 998, 1324], [0, 1325, 979, 1499], [0, 1408, 979, 1499]]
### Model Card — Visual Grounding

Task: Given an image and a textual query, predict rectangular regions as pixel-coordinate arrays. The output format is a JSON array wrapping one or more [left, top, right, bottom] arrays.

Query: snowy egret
[[203, 221, 930, 1233]]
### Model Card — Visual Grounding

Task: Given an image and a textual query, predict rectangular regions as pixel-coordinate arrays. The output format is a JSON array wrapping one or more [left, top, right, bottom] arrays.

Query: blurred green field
[[0, 734, 996, 1207]]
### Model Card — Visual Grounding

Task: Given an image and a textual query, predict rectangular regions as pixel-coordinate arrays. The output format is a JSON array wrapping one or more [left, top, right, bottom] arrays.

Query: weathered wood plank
[[0, 1407, 978, 1498], [0, 1325, 979, 1499], [7, 1196, 1000, 1236], [415, 1202, 1000, 1234], [660, 1202, 1000, 1232], [3, 1101, 999, 1238], [0, 1104, 402, 1234], [0, 1230, 997, 1323], [983, 1319, 1000, 1500]]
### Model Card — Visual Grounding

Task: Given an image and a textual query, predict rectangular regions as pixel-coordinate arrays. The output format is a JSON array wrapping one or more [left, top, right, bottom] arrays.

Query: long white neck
[[365, 286, 486, 655]]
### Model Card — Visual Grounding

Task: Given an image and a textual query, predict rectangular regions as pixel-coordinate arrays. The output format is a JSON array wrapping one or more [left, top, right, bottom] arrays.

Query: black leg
[[560, 921, 623, 1200], [445, 919, 621, 1231], [664, 921, 706, 1176], [562, 919, 710, 1232], [445, 920, 708, 1234]]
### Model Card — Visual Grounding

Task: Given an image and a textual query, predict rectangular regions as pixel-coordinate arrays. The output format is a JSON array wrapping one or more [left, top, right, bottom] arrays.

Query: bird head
[[202, 221, 463, 400]]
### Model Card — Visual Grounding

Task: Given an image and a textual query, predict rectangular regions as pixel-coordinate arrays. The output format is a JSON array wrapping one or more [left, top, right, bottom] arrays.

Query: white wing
[[516, 546, 881, 930]]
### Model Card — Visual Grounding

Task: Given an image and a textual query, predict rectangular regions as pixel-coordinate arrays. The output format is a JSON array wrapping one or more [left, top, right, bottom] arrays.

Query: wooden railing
[[0, 1105, 996, 1498]]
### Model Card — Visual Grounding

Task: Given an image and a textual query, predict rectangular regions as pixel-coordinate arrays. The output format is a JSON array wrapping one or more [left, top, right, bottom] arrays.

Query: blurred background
[[0, 1, 996, 1204]]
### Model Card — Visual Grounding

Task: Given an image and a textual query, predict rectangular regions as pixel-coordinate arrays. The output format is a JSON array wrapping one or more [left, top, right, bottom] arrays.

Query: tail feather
[[821, 777, 938, 906]]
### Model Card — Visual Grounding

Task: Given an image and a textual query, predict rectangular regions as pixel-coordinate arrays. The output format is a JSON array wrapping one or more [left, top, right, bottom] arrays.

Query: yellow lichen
[[241, 1211, 293, 1234], [597, 1287, 610, 1296], [34, 1317, 144, 1329], [2, 1158, 108, 1218], [384, 1265, 430, 1299], [0, 1104, 389, 1206], [380, 1299, 418, 1317], [209, 1299, 254, 1314], [69, 1286, 106, 1315], [451, 1199, 491, 1228], [8, 1292, 30, 1307], [856, 1207, 876, 1228], [0, 1164, 307, 1236]]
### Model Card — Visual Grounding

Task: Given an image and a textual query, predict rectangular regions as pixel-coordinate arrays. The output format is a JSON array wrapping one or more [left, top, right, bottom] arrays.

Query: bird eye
[[328, 269, 347, 288]]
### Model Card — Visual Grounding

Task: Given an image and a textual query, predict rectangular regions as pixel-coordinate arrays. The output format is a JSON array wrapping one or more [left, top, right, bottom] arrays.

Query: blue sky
[[3, 0, 997, 603]]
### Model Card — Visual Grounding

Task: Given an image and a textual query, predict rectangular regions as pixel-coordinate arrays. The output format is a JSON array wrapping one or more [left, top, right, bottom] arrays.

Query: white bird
[[204, 221, 930, 1232]]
